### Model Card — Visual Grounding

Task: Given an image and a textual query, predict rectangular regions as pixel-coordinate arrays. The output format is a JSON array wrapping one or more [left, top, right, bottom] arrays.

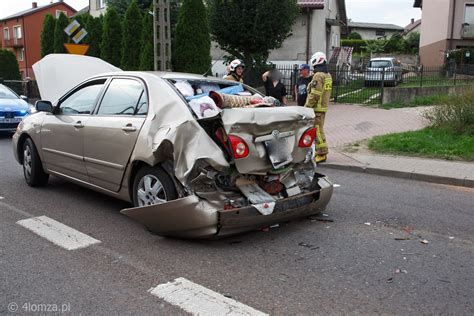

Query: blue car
[[0, 83, 35, 132]]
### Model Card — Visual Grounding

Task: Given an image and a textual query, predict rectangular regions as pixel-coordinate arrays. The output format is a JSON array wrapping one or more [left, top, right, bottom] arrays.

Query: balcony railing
[[3, 38, 24, 47]]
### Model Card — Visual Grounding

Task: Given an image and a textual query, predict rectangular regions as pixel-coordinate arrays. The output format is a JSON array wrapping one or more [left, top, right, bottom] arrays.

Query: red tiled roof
[[298, 0, 325, 9]]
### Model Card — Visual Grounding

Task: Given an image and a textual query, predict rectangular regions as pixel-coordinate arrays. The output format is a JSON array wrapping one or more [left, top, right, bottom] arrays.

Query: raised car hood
[[32, 54, 122, 103]]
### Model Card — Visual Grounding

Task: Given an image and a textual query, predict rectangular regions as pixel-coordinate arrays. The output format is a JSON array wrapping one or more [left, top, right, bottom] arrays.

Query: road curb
[[321, 163, 473, 188]]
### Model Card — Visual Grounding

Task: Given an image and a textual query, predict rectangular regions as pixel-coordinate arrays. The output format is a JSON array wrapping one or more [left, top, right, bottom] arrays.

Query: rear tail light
[[229, 135, 249, 159], [298, 127, 316, 148]]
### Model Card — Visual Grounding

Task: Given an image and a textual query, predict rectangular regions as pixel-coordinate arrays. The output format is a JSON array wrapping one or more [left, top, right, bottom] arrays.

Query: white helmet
[[310, 52, 327, 67], [229, 59, 244, 72]]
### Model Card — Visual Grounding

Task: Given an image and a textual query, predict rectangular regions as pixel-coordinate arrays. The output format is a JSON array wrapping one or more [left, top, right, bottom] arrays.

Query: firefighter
[[305, 52, 332, 163], [224, 59, 244, 83]]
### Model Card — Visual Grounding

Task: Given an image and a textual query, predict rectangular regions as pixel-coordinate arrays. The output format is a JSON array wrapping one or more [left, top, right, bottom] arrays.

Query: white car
[[364, 57, 403, 87]]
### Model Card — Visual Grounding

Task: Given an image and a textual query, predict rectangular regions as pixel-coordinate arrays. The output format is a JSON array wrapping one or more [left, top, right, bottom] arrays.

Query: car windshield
[[0, 85, 19, 99], [369, 60, 392, 68]]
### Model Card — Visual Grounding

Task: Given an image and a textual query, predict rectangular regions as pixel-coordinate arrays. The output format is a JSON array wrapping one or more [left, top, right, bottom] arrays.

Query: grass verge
[[368, 127, 474, 161], [382, 94, 451, 109]]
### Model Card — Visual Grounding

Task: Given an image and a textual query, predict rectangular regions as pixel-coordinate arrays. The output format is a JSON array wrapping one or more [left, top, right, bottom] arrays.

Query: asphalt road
[[1, 134, 473, 315]]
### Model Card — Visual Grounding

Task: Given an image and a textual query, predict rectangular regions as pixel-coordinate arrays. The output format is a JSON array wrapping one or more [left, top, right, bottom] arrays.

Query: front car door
[[40, 79, 107, 181], [83, 77, 148, 192]]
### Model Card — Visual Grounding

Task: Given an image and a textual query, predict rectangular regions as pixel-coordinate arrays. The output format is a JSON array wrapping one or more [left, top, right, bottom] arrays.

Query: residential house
[[0, 1, 76, 78], [211, 0, 348, 74], [404, 18, 421, 37], [415, 0, 474, 67], [347, 22, 403, 40], [89, 0, 107, 17]]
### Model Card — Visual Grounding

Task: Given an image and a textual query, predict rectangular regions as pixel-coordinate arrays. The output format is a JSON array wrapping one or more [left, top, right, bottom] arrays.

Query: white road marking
[[16, 216, 101, 250], [363, 92, 381, 104], [149, 277, 268, 316]]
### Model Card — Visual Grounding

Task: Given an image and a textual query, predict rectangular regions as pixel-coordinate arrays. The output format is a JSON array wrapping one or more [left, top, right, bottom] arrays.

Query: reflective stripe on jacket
[[304, 72, 332, 112]]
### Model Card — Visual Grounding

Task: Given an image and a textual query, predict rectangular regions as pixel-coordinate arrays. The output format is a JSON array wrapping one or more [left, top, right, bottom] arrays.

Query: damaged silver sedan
[[12, 54, 333, 238]]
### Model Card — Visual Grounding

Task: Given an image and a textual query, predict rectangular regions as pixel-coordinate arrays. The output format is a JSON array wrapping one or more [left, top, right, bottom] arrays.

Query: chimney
[[411, 18, 415, 24], [32, 2, 37, 8]]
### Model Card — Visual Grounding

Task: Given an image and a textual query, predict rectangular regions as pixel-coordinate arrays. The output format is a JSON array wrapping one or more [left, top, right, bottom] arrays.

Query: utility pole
[[153, 0, 172, 71]]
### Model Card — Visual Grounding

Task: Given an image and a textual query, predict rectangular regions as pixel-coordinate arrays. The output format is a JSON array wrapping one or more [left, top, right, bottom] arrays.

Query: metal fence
[[1, 79, 41, 103], [330, 64, 474, 105]]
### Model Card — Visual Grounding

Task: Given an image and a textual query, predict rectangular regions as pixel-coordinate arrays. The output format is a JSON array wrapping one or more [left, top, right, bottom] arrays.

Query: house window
[[465, 4, 474, 24], [18, 48, 25, 61], [3, 28, 9, 40], [56, 10, 67, 18], [375, 30, 385, 37], [97, 0, 106, 9], [13, 25, 22, 39]]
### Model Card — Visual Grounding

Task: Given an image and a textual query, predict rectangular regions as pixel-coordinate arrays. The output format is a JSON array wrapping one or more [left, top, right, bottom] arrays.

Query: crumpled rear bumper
[[121, 175, 333, 239]]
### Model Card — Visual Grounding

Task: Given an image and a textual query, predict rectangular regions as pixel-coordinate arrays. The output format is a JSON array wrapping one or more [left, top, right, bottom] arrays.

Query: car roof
[[370, 57, 395, 61]]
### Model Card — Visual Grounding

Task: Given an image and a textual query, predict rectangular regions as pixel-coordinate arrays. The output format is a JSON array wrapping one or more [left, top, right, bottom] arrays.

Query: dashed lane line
[[149, 277, 268, 316], [17, 216, 101, 250]]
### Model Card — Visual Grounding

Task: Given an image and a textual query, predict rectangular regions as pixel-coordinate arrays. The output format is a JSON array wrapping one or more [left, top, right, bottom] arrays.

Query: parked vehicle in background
[[12, 54, 333, 239], [0, 84, 35, 132], [364, 57, 403, 87]]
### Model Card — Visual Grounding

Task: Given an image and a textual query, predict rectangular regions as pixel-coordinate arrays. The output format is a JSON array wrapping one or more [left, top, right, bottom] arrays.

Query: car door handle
[[73, 121, 84, 128], [122, 125, 137, 132]]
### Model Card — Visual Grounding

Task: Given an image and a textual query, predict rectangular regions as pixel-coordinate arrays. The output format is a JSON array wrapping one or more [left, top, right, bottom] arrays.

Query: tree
[[406, 32, 420, 53], [208, 0, 299, 69], [101, 6, 122, 67], [174, 0, 211, 74], [348, 32, 362, 40], [0, 49, 21, 80], [53, 12, 69, 53], [40, 14, 56, 57], [85, 16, 103, 57], [139, 5, 154, 70], [121, 0, 142, 70], [106, 0, 153, 15]]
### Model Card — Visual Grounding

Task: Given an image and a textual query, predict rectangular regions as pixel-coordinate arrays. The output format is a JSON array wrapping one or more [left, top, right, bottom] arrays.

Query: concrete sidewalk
[[319, 103, 474, 188]]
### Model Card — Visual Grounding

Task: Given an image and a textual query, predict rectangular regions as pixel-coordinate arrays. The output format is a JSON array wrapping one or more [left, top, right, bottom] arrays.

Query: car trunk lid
[[220, 106, 315, 174]]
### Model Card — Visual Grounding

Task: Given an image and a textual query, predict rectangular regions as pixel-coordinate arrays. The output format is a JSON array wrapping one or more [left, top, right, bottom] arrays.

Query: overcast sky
[[1, 0, 421, 27]]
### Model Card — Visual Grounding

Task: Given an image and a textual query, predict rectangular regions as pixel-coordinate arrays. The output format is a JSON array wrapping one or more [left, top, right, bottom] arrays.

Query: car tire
[[133, 165, 178, 207], [23, 138, 49, 187]]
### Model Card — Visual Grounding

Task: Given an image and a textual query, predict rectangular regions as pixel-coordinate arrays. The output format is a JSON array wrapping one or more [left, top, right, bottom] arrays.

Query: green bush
[[40, 14, 56, 57], [53, 12, 69, 53], [348, 32, 362, 40], [423, 88, 474, 135], [340, 39, 366, 53], [0, 49, 21, 80]]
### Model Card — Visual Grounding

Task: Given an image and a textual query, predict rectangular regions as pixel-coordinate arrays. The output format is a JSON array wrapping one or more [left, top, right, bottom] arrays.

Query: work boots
[[315, 154, 327, 163]]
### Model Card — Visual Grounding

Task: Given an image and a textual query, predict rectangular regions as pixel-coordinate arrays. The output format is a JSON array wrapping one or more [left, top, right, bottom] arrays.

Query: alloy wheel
[[23, 144, 32, 181], [136, 175, 167, 206]]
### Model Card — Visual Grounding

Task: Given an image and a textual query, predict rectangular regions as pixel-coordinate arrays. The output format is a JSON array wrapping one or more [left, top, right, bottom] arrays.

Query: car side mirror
[[20, 95, 29, 103], [35, 100, 53, 113]]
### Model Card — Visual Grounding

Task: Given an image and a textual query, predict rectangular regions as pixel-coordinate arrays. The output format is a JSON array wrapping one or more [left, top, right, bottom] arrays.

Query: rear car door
[[83, 77, 147, 192], [40, 79, 107, 181]]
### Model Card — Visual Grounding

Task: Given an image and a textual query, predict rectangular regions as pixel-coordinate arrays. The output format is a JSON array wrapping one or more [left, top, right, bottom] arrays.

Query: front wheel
[[23, 138, 49, 187], [132, 165, 178, 207]]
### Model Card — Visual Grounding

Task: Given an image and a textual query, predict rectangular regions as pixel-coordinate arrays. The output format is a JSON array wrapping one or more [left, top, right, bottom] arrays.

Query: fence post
[[292, 64, 298, 102], [420, 65, 423, 87], [454, 63, 457, 86], [334, 66, 339, 103], [380, 68, 385, 104]]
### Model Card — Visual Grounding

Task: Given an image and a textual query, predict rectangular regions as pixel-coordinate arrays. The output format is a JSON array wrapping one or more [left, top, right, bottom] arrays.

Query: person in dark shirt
[[262, 69, 287, 104], [294, 64, 312, 106]]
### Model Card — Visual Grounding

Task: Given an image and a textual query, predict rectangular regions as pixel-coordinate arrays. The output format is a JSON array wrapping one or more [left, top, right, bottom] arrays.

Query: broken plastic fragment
[[420, 239, 429, 244], [364, 222, 371, 226]]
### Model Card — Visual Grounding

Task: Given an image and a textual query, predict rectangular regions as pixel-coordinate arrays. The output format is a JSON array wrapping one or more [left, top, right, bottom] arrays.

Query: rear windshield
[[167, 78, 262, 119], [0, 85, 18, 99], [369, 60, 392, 68]]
